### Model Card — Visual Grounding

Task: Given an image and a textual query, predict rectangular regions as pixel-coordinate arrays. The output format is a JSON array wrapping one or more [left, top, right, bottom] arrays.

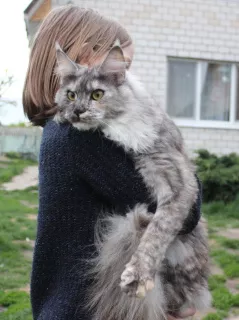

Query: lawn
[[0, 156, 38, 320], [0, 155, 238, 320], [202, 200, 239, 320]]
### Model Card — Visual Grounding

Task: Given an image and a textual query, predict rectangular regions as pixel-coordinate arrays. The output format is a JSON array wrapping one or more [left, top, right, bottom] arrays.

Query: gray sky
[[0, 0, 30, 125]]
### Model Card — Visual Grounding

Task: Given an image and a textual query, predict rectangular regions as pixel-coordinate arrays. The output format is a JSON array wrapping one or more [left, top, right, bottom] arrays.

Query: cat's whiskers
[[98, 119, 122, 136]]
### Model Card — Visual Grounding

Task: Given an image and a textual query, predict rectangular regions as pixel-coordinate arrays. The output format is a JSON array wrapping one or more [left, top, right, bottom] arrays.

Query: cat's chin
[[72, 121, 98, 131]]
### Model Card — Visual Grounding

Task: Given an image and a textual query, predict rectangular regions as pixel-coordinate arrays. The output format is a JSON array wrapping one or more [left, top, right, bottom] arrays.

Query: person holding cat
[[23, 5, 201, 320]]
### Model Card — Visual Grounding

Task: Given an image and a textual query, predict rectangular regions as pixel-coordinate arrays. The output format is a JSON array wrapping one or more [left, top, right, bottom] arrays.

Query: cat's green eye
[[91, 89, 104, 101], [67, 91, 77, 101]]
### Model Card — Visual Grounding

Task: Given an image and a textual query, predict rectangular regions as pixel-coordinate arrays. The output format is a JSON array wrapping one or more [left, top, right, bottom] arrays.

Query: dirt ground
[[2, 166, 38, 191]]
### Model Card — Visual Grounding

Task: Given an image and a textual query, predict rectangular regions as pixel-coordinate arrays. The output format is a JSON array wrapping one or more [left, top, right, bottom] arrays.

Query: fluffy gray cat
[[54, 43, 211, 320]]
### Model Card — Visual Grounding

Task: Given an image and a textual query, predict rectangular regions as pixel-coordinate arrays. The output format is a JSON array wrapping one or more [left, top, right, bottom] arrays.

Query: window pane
[[167, 60, 196, 119], [200, 63, 231, 121], [236, 67, 239, 121]]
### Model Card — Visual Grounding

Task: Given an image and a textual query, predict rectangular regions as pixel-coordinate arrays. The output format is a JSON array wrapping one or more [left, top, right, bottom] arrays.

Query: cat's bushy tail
[[84, 204, 167, 320]]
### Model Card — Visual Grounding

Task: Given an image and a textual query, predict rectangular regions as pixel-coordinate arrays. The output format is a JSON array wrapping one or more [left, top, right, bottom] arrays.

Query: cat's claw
[[145, 279, 155, 291], [120, 263, 155, 298], [136, 280, 155, 298], [136, 282, 146, 298]]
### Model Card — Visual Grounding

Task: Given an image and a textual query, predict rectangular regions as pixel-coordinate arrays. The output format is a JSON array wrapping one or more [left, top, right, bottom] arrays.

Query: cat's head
[[54, 43, 129, 128]]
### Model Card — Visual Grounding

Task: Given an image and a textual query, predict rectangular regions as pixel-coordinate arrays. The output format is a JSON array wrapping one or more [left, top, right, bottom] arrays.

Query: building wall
[[31, 0, 51, 21], [50, 0, 239, 154], [26, 20, 41, 46], [181, 127, 239, 156]]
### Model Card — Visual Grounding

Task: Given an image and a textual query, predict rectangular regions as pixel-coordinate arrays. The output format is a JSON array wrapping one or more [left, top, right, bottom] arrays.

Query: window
[[200, 63, 231, 121], [237, 67, 239, 121], [167, 60, 196, 119], [167, 58, 239, 128]]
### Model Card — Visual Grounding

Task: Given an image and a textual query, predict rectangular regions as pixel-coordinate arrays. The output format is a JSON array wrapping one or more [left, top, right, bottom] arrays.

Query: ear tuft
[[55, 42, 78, 77], [99, 46, 126, 85], [55, 41, 62, 52], [113, 38, 121, 47]]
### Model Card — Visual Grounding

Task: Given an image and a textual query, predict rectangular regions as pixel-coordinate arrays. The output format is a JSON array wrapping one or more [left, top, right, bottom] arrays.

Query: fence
[[0, 126, 42, 161]]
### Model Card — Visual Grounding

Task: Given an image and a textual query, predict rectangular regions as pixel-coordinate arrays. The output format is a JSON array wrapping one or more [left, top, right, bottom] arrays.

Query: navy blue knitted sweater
[[31, 120, 201, 320]]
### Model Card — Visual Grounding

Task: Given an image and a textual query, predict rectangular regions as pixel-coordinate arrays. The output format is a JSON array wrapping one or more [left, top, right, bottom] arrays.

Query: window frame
[[167, 57, 239, 129]]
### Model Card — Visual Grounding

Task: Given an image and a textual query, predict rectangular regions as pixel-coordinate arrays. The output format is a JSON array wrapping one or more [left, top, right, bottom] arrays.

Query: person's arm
[[31, 120, 152, 320]]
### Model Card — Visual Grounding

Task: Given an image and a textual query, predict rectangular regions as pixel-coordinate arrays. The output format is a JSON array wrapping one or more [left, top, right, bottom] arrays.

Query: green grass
[[0, 291, 32, 320], [208, 275, 239, 314], [0, 157, 37, 319], [203, 197, 239, 228], [208, 275, 227, 291], [198, 196, 239, 319], [1, 156, 239, 319], [6, 122, 30, 128], [0, 189, 37, 291], [0, 158, 36, 184], [216, 237, 239, 250], [212, 287, 236, 311], [202, 311, 228, 320], [211, 249, 239, 278]]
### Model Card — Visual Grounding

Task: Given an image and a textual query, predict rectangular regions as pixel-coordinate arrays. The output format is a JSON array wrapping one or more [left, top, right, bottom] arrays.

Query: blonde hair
[[23, 6, 133, 126]]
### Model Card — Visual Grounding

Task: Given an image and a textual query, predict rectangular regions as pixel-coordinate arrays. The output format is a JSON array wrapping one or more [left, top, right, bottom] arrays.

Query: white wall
[[52, 0, 239, 154], [181, 127, 239, 156]]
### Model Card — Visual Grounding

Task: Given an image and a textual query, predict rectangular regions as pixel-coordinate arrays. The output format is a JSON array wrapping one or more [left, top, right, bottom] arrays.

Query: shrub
[[195, 150, 239, 202], [5, 152, 37, 162], [4, 152, 22, 160]]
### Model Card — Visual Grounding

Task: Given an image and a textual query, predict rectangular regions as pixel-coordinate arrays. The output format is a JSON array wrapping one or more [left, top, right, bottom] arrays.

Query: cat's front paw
[[120, 256, 155, 298]]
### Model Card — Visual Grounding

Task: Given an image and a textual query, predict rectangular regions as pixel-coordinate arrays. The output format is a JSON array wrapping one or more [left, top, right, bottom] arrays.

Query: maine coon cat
[[54, 43, 211, 320]]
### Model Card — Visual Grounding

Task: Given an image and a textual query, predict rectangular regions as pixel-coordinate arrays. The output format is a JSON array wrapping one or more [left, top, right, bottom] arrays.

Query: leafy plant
[[195, 150, 239, 202]]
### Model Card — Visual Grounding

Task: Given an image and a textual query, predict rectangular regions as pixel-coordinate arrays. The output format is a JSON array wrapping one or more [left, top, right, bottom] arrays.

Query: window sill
[[173, 119, 239, 130]]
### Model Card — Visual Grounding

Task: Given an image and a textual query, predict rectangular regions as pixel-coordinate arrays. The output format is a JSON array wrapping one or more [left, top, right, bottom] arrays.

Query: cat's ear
[[55, 42, 78, 76], [99, 46, 126, 85]]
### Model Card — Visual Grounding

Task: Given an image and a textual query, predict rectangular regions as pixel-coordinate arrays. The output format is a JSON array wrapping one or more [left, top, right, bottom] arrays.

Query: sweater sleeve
[[31, 120, 152, 320]]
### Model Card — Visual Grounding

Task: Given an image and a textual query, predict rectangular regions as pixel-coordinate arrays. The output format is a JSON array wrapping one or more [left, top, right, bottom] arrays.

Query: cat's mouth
[[70, 114, 95, 124], [61, 110, 99, 125]]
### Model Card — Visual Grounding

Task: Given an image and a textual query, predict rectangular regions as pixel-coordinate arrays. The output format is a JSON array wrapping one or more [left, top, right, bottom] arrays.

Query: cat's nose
[[74, 108, 86, 117]]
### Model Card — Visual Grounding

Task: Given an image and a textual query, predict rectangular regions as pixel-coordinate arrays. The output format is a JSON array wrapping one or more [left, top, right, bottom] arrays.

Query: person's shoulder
[[43, 119, 70, 140], [41, 120, 77, 155], [41, 119, 128, 159], [39, 120, 86, 169], [43, 119, 86, 144], [42, 119, 103, 151]]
